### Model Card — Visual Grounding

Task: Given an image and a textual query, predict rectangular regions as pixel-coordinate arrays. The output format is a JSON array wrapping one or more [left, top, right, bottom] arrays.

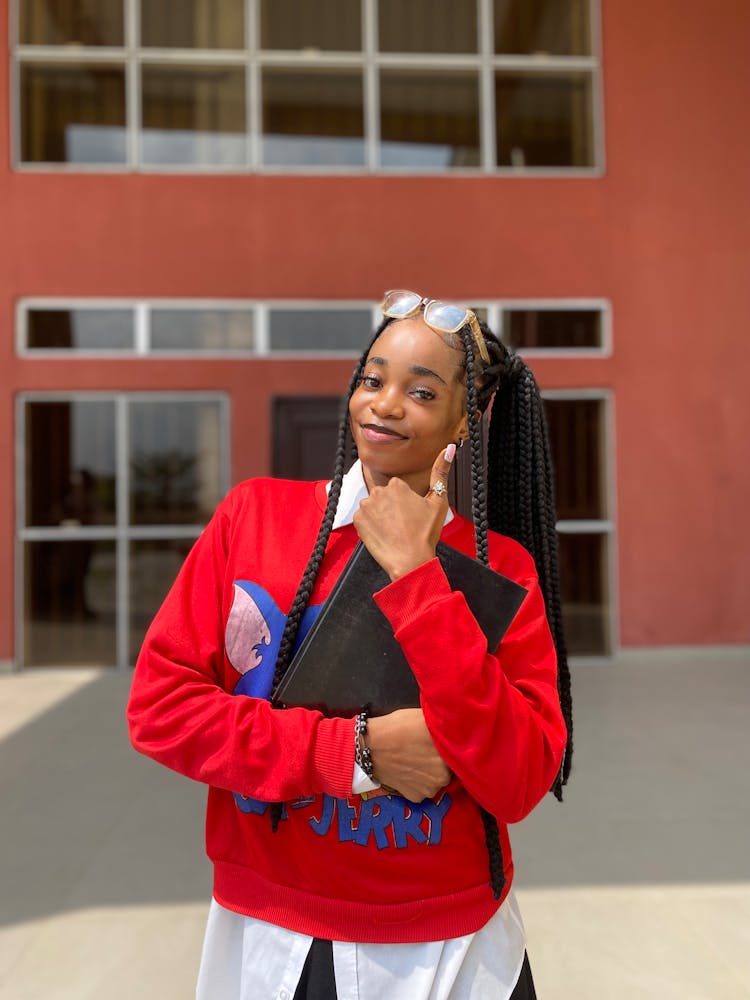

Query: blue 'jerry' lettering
[[421, 793, 452, 845], [235, 791, 454, 847], [307, 793, 454, 849], [391, 797, 428, 848], [336, 799, 358, 843], [353, 797, 391, 849], [309, 794, 335, 836]]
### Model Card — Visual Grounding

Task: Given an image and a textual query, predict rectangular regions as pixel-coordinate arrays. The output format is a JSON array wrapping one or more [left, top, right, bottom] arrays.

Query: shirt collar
[[329, 460, 454, 530]]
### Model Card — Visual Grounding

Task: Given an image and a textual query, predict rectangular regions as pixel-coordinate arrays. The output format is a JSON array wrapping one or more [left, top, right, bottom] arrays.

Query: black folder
[[273, 540, 528, 717]]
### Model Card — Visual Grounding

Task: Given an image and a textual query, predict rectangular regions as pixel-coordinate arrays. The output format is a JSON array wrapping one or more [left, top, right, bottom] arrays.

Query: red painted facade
[[2, 0, 749, 661]]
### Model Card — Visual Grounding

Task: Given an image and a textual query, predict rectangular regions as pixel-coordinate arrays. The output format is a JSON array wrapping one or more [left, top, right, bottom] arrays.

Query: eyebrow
[[366, 356, 448, 386]]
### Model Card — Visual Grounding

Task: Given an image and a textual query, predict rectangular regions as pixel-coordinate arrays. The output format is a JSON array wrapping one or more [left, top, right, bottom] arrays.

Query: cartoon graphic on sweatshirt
[[225, 581, 321, 699]]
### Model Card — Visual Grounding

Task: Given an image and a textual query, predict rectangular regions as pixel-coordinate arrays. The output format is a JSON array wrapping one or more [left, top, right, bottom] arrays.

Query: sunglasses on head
[[379, 289, 490, 364]]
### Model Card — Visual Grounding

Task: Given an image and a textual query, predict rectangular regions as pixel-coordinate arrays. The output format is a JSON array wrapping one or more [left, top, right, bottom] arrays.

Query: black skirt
[[293, 940, 538, 999]]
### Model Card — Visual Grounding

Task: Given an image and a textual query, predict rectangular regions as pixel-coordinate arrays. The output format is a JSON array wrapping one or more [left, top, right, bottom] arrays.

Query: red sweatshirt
[[127, 477, 566, 943]]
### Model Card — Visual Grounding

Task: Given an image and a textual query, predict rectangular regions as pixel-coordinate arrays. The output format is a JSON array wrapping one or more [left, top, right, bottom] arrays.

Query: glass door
[[17, 393, 228, 668]]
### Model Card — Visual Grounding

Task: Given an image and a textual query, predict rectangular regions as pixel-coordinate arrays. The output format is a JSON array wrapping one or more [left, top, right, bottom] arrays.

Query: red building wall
[[1, 0, 749, 661]]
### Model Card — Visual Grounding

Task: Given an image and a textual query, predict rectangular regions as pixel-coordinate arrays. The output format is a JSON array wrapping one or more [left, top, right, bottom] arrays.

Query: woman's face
[[349, 317, 469, 494]]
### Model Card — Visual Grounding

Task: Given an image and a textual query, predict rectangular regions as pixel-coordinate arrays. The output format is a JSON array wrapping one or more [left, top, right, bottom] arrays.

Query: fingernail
[[445, 443, 456, 462]]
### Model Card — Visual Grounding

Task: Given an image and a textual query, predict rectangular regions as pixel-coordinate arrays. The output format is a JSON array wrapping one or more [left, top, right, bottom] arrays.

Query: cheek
[[348, 390, 363, 422]]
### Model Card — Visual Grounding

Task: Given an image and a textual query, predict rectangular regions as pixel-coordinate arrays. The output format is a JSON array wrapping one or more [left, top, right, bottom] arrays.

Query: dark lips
[[362, 423, 407, 439]]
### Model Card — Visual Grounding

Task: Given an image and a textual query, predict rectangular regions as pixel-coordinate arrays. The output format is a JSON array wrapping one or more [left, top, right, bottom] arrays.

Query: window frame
[[542, 387, 618, 662], [14, 390, 231, 669], [10, 0, 605, 175], [490, 298, 612, 357], [17, 296, 612, 358]]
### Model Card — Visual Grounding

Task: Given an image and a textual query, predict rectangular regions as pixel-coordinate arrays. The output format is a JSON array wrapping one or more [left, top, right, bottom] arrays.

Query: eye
[[411, 386, 436, 401], [358, 372, 382, 390]]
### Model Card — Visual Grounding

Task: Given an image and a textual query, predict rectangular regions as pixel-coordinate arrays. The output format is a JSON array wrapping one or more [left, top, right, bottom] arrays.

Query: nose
[[370, 384, 405, 420]]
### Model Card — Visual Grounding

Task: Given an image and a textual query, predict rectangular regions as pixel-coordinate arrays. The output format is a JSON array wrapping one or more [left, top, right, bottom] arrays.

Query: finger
[[426, 443, 456, 503]]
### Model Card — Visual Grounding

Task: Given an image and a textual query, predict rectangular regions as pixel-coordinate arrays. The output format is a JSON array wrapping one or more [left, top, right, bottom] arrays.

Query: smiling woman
[[349, 319, 468, 494], [127, 291, 572, 1000]]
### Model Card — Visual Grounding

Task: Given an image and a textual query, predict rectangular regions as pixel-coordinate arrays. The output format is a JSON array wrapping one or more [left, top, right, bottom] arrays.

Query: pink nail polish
[[445, 443, 456, 462]]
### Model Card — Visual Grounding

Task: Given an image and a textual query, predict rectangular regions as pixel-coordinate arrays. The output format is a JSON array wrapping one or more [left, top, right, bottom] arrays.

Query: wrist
[[354, 711, 374, 780], [387, 548, 435, 582]]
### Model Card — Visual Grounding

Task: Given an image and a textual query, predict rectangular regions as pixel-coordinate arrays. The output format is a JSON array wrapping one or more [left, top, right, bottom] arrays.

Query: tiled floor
[[1, 653, 748, 999]]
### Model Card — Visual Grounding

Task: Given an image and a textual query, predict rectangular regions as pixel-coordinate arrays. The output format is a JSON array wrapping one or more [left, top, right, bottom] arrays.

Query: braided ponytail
[[454, 319, 573, 887], [484, 332, 573, 797]]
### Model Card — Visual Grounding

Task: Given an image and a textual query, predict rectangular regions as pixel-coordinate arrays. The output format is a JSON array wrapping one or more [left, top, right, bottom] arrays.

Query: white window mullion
[[492, 55, 597, 73], [134, 302, 149, 354], [249, 0, 263, 168], [363, 0, 379, 171], [255, 303, 270, 355], [486, 304, 501, 343], [604, 392, 619, 652], [116, 396, 130, 669], [15, 46, 126, 61], [126, 0, 140, 169], [14, 395, 27, 672], [478, 0, 496, 172], [10, 60, 20, 168], [590, 0, 606, 175], [246, 0, 256, 168]]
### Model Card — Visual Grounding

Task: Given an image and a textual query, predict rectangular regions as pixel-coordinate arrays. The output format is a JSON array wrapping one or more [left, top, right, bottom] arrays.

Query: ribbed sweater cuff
[[312, 716, 356, 797], [373, 558, 453, 633]]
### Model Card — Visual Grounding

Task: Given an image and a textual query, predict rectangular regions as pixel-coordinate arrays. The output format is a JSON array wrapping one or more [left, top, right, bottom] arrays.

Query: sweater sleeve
[[373, 555, 566, 824], [126, 491, 355, 802]]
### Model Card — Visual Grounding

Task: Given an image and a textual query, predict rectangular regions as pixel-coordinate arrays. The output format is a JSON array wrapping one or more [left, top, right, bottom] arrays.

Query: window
[[20, 62, 127, 164], [18, 299, 609, 356], [380, 70, 481, 169], [17, 393, 228, 668], [501, 303, 608, 353], [267, 308, 373, 352], [262, 67, 365, 168], [543, 392, 615, 656], [150, 308, 256, 352], [18, 300, 378, 355], [495, 71, 593, 168], [25, 307, 135, 350], [14, 0, 602, 172], [141, 64, 247, 168]]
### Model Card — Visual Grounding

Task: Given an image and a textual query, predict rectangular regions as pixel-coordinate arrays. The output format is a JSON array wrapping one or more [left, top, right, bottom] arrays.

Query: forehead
[[367, 317, 464, 376]]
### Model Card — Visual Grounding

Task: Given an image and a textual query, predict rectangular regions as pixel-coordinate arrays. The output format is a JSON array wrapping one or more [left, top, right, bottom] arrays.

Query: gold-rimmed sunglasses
[[379, 289, 490, 364]]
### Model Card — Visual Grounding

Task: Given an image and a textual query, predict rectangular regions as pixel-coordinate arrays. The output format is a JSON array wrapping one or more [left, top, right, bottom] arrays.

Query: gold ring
[[430, 481, 446, 497]]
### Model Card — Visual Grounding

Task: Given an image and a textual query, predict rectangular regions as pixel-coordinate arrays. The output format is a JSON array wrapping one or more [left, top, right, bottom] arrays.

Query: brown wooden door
[[271, 394, 475, 519], [272, 396, 349, 481]]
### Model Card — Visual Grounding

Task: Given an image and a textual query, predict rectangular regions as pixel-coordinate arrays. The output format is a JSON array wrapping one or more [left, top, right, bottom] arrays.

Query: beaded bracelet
[[354, 710, 374, 780]]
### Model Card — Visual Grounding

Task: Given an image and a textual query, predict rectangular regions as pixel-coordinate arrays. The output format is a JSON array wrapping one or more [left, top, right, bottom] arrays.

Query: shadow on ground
[[1, 656, 748, 927]]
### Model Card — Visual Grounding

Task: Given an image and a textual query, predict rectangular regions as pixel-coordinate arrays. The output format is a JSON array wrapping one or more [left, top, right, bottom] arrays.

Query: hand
[[365, 708, 451, 802], [353, 445, 456, 581]]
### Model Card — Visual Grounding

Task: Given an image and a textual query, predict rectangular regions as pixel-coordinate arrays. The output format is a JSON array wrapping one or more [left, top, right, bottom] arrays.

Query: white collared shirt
[[330, 459, 454, 532], [197, 893, 528, 1000], [196, 463, 527, 999]]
